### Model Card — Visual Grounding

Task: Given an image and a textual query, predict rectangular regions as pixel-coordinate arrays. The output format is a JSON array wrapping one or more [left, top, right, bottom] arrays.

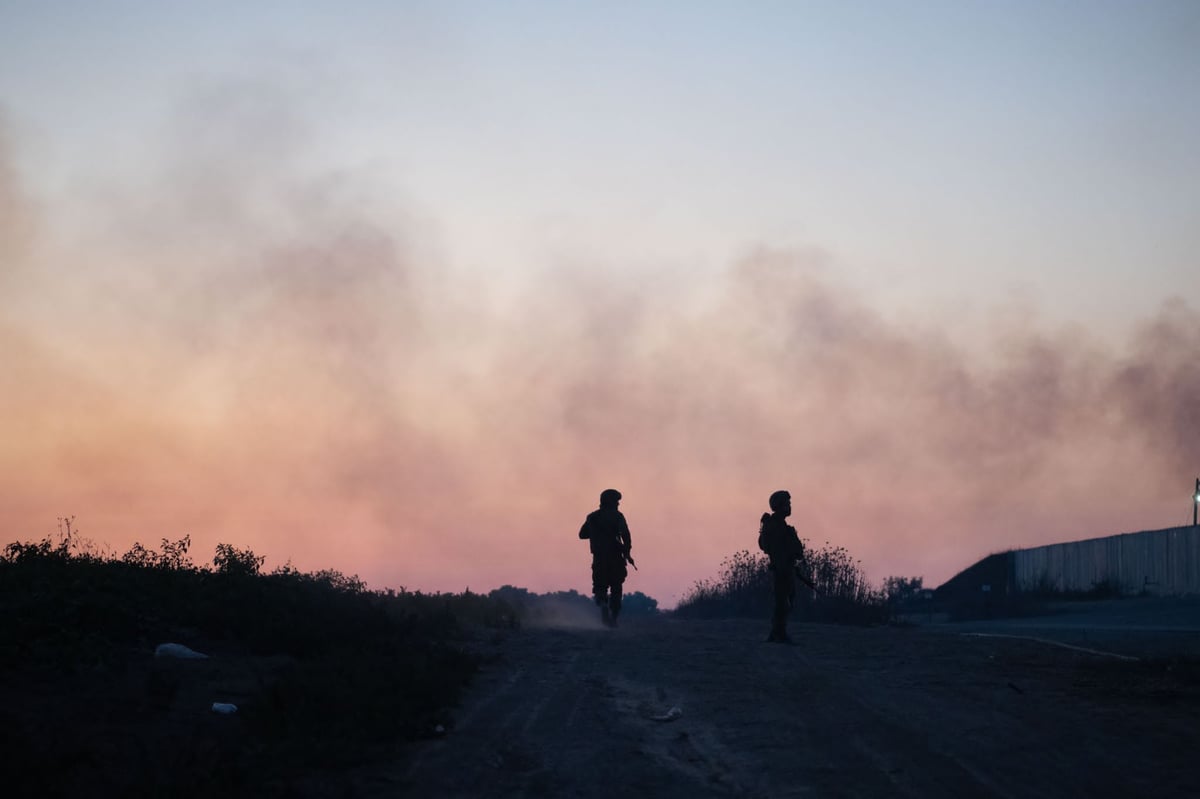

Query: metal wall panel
[[1013, 526, 1200, 595]]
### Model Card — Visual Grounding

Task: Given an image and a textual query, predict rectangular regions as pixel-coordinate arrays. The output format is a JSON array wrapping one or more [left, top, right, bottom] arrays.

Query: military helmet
[[600, 488, 622, 506], [769, 490, 791, 513]]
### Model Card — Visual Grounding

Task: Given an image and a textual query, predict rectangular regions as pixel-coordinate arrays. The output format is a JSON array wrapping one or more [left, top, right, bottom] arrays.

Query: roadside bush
[[884, 576, 924, 607], [675, 544, 889, 625], [122, 534, 194, 570], [0, 520, 517, 796], [212, 542, 265, 576], [673, 550, 770, 619]]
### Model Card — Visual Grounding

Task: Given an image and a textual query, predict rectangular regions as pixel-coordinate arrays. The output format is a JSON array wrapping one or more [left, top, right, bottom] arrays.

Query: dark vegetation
[[490, 584, 659, 623], [674, 544, 893, 625], [1, 519, 645, 797]]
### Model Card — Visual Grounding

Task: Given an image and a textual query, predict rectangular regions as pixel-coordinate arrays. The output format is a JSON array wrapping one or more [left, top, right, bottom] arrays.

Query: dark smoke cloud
[[2, 80, 1196, 600], [1108, 298, 1200, 474], [485, 248, 1196, 494], [475, 248, 1198, 591]]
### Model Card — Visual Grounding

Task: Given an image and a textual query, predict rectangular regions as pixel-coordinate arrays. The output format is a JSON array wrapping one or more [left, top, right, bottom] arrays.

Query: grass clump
[[674, 543, 889, 625]]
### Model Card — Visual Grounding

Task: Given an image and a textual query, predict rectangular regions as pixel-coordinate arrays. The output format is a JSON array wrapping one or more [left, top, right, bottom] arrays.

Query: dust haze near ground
[[520, 598, 610, 632], [1, 94, 1198, 603]]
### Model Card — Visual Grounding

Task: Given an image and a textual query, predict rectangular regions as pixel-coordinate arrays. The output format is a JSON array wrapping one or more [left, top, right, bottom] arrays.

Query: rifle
[[626, 553, 638, 571], [794, 565, 818, 594]]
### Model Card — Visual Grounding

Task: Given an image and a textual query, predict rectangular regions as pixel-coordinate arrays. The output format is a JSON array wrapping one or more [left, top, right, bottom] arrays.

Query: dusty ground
[[381, 604, 1200, 798]]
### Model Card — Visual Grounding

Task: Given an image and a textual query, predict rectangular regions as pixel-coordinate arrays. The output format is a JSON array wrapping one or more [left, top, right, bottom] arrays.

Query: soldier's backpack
[[756, 513, 773, 556]]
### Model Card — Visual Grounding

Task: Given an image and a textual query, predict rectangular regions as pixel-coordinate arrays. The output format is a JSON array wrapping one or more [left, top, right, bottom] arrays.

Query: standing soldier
[[579, 488, 634, 627], [758, 490, 807, 643]]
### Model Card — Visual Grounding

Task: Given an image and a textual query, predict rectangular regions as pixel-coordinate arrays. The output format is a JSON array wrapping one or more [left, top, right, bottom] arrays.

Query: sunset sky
[[2, 2, 1198, 606]]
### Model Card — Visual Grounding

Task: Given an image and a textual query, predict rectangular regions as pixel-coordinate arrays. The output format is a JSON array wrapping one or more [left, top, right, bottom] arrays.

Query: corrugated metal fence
[[1014, 526, 1200, 595]]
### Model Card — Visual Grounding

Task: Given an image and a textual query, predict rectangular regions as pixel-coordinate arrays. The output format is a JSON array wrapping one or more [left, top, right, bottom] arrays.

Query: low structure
[[1013, 525, 1200, 596], [939, 525, 1200, 607]]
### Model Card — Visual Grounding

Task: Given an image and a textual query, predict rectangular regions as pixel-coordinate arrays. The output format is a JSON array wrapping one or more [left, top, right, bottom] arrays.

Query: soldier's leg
[[609, 580, 623, 626], [770, 568, 793, 642], [770, 586, 786, 638], [593, 559, 613, 624], [591, 558, 607, 607]]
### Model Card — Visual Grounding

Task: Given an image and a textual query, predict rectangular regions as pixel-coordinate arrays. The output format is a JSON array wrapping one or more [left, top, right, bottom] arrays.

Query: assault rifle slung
[[794, 565, 819, 595]]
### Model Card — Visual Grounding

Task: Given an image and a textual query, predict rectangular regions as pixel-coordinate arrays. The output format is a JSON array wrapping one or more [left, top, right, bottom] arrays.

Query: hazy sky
[[2, 1, 1198, 605]]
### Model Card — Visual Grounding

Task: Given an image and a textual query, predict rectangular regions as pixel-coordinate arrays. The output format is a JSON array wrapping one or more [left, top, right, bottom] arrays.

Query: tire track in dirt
[[663, 625, 946, 797], [663, 623, 1025, 797], [384, 617, 1200, 798], [396, 624, 755, 798], [773, 624, 1198, 799], [788, 643, 1015, 798], [398, 630, 591, 796]]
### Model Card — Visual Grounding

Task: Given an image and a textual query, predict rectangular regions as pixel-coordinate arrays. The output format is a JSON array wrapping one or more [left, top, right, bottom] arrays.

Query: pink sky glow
[[3, 117, 1196, 606]]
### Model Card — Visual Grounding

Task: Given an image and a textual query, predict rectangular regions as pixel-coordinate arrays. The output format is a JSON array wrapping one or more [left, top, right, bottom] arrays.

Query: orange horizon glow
[[4, 169, 1196, 606], [3, 44, 1199, 608]]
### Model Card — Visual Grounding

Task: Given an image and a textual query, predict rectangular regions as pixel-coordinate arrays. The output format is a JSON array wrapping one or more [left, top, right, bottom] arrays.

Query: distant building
[[937, 525, 1200, 611]]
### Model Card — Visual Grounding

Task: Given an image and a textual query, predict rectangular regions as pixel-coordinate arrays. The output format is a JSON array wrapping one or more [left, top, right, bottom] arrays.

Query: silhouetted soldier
[[579, 488, 634, 627], [758, 490, 806, 643]]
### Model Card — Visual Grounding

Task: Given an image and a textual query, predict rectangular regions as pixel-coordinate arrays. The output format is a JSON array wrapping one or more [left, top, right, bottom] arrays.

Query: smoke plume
[[2, 89, 1196, 605]]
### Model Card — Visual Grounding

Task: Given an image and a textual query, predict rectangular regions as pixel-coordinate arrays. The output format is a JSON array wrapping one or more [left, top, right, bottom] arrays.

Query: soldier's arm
[[579, 516, 592, 539], [618, 513, 632, 555], [789, 527, 804, 564]]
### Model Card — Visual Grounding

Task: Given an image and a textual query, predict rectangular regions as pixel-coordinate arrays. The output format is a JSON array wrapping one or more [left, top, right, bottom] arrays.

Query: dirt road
[[386, 614, 1199, 798]]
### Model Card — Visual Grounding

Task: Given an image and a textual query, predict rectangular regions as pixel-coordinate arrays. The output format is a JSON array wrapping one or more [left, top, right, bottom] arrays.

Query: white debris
[[154, 643, 209, 659], [211, 703, 238, 714], [651, 706, 683, 722]]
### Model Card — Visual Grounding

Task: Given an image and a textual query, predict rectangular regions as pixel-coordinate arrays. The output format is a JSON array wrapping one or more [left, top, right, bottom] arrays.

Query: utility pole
[[1195, 477, 1199, 527]]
